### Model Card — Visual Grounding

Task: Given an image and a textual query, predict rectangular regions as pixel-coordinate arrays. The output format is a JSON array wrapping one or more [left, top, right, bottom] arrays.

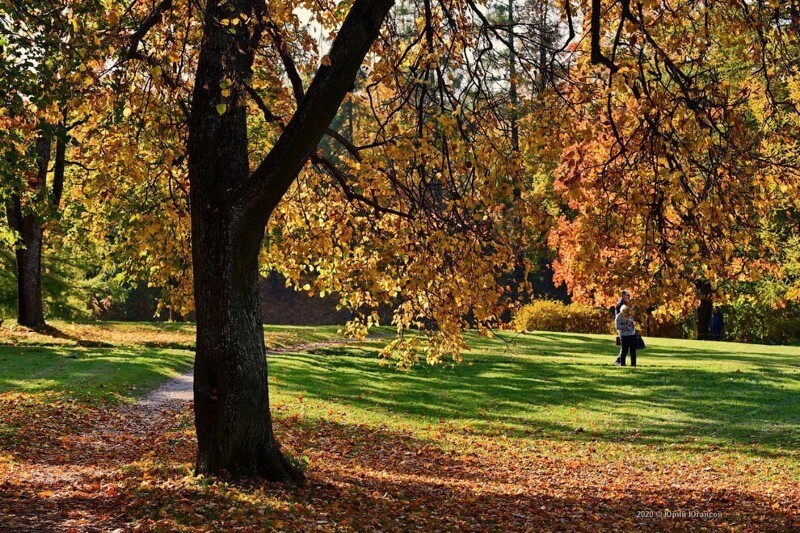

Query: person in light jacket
[[615, 304, 637, 367]]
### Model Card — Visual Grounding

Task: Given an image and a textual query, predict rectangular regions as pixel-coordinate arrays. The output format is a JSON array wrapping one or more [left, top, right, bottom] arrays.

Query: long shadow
[[0, 345, 191, 398], [12, 416, 790, 532], [525, 332, 800, 368], [1, 345, 796, 533], [270, 341, 800, 455], [20, 324, 115, 348]]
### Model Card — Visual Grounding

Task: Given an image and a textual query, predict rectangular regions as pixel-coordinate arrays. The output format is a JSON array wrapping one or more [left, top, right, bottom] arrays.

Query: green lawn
[[2, 324, 798, 530], [269, 331, 800, 462], [0, 321, 346, 403], [2, 325, 797, 454], [0, 345, 193, 403]]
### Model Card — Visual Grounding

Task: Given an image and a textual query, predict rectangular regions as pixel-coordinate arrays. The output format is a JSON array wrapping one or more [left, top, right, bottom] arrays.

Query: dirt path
[[140, 338, 368, 408], [0, 383, 192, 531], [0, 337, 366, 532]]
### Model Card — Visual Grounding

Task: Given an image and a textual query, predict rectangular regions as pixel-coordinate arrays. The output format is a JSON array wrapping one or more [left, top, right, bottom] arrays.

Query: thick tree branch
[[52, 131, 66, 208], [244, 83, 284, 125], [324, 127, 363, 161], [561, 0, 576, 51], [267, 26, 306, 103], [246, 77, 364, 180], [64, 160, 97, 172], [236, 0, 395, 226], [124, 0, 174, 61], [590, 0, 619, 73]]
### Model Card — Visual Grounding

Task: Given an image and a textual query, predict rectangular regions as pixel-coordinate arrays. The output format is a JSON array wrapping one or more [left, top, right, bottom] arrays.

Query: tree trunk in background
[[52, 129, 67, 208], [7, 197, 45, 328], [536, 0, 550, 92], [696, 281, 713, 340], [6, 133, 51, 328]]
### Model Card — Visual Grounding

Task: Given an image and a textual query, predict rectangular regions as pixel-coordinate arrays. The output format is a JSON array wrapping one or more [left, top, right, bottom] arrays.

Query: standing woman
[[615, 304, 637, 367]]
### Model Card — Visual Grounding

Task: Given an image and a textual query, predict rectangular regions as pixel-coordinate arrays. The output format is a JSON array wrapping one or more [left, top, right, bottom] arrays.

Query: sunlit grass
[[2, 323, 798, 529], [268, 331, 800, 465], [0, 345, 193, 403]]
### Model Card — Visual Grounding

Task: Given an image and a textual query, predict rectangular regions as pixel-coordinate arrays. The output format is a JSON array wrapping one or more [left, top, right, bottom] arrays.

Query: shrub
[[514, 300, 614, 334], [724, 299, 800, 345], [515, 297, 800, 343]]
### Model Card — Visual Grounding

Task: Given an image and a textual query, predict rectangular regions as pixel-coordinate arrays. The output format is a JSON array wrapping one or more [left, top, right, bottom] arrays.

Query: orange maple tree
[[546, 0, 800, 332]]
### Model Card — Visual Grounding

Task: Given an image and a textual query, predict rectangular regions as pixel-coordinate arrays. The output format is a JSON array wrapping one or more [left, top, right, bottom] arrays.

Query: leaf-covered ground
[[1, 324, 798, 531]]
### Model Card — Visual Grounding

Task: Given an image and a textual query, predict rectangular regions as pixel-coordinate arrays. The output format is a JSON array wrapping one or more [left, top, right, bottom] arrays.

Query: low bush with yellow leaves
[[514, 300, 614, 335]]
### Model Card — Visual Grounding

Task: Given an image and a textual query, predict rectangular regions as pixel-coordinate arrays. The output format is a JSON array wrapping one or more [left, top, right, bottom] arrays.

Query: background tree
[[546, 0, 800, 334], [0, 0, 116, 327]]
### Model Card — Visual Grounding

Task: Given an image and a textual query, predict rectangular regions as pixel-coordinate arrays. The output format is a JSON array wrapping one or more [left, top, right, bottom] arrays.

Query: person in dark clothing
[[615, 290, 631, 316], [710, 308, 723, 341], [615, 304, 637, 366]]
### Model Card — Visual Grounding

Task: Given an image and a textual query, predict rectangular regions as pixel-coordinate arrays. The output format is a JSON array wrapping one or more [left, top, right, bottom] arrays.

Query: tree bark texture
[[6, 196, 45, 328], [188, 0, 394, 481], [6, 133, 51, 328]]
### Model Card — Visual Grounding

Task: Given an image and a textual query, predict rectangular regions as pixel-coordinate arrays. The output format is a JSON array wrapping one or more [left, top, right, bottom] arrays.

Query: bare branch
[[590, 0, 619, 73], [236, 0, 396, 227]]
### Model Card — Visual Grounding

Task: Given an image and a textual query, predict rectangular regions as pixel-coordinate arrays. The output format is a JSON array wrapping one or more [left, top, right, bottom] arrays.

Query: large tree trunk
[[191, 212, 300, 480], [188, 0, 301, 482], [187, 0, 393, 481]]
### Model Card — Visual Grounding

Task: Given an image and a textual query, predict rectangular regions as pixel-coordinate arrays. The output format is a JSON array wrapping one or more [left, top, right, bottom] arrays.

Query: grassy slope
[[0, 344, 192, 403], [269, 331, 800, 474], [1, 323, 798, 529], [0, 320, 346, 403], [3, 322, 796, 453], [0, 322, 800, 453]]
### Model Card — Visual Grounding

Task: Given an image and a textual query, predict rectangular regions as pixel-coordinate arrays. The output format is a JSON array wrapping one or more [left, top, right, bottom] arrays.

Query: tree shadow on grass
[[14, 417, 791, 532], [0, 344, 192, 471], [1, 369, 797, 533], [292, 418, 798, 530], [270, 343, 800, 456], [23, 324, 116, 348], [525, 332, 800, 369], [0, 345, 190, 397]]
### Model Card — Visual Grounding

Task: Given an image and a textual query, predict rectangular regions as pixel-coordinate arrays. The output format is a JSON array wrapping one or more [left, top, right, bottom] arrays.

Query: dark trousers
[[616, 335, 637, 366]]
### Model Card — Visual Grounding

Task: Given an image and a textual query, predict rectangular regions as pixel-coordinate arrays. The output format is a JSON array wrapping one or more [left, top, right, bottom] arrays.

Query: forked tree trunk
[[187, 0, 301, 482], [187, 0, 393, 482]]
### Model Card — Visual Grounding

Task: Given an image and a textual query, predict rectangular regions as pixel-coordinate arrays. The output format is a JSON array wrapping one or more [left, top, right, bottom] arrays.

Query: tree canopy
[[2, 0, 799, 478]]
